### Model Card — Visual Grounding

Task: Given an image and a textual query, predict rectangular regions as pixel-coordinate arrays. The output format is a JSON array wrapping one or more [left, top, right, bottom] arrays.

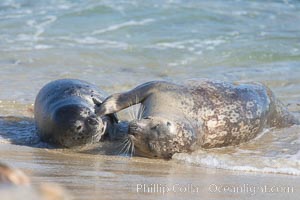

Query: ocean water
[[0, 0, 300, 198]]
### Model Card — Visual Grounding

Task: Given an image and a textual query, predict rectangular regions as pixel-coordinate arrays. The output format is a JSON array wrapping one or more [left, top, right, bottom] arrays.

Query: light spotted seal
[[96, 79, 299, 159], [34, 79, 119, 148]]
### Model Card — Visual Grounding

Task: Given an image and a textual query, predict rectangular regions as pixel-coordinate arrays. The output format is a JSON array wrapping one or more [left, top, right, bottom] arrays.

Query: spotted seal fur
[[96, 79, 299, 159]]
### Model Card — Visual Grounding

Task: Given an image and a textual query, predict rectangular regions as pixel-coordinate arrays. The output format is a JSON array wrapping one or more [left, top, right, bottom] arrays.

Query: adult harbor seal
[[96, 79, 299, 159], [34, 79, 118, 148]]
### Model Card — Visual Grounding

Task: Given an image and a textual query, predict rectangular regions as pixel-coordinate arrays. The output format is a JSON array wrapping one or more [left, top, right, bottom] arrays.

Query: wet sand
[[0, 143, 299, 200]]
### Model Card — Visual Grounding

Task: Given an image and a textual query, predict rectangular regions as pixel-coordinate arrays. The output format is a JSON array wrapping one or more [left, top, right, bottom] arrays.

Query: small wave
[[26, 15, 57, 40], [173, 153, 300, 176], [173, 126, 300, 176], [0, 116, 40, 146], [0, 44, 53, 52], [148, 38, 226, 52], [91, 19, 155, 35]]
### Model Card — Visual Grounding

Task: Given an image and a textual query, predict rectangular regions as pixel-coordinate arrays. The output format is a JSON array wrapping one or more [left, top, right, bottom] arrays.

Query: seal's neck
[[105, 121, 129, 141]]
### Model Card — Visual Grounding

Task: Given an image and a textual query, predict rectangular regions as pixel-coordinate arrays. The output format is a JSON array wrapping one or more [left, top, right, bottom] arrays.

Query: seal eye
[[76, 125, 82, 131], [151, 124, 159, 130], [167, 122, 171, 126]]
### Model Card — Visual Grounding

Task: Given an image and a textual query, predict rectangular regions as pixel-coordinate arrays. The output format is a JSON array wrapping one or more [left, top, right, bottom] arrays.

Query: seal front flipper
[[95, 81, 160, 116], [92, 97, 119, 123]]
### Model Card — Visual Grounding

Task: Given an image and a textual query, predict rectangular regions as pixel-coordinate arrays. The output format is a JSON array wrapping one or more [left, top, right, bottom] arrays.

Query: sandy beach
[[0, 142, 299, 200]]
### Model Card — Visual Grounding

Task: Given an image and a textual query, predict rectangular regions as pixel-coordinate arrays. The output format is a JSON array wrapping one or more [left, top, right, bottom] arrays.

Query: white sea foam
[[0, 136, 11, 144], [34, 44, 52, 50], [155, 42, 186, 50], [173, 126, 300, 176], [173, 152, 300, 176], [58, 36, 129, 49], [91, 19, 155, 35], [149, 39, 226, 52], [34, 16, 57, 39], [26, 15, 57, 41]]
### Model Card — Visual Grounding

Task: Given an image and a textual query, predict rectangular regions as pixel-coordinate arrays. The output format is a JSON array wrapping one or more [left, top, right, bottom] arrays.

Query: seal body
[[96, 79, 299, 159], [34, 79, 116, 148]]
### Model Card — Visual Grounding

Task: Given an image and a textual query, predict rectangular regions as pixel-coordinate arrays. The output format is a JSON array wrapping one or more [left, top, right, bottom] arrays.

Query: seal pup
[[96, 79, 299, 159], [34, 79, 118, 148]]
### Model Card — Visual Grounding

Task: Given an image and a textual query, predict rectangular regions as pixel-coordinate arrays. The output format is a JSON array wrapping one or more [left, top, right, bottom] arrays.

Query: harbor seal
[[34, 79, 118, 148], [96, 79, 299, 159]]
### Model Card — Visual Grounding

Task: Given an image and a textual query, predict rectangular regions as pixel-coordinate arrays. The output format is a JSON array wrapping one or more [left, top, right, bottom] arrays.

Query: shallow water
[[1, 0, 300, 199]]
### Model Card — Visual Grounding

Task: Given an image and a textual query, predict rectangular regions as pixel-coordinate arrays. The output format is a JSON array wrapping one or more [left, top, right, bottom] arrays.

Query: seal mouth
[[90, 116, 107, 142]]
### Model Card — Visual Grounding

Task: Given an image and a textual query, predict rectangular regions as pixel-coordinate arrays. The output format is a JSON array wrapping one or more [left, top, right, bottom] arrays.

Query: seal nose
[[87, 114, 99, 126], [128, 121, 141, 136]]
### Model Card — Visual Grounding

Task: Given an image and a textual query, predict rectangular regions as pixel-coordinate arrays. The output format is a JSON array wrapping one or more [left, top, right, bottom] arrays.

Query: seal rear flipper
[[268, 99, 300, 128]]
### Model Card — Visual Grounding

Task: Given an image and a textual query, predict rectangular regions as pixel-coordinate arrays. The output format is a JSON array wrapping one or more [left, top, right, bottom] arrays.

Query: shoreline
[[0, 143, 299, 200]]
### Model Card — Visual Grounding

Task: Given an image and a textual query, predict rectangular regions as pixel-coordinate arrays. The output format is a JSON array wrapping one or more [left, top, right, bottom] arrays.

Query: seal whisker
[[127, 95, 144, 121], [129, 138, 135, 157], [138, 104, 145, 120], [117, 142, 128, 155], [123, 136, 135, 157], [127, 106, 134, 121], [123, 141, 132, 156], [115, 137, 130, 148], [117, 138, 130, 155], [124, 140, 133, 156], [135, 95, 139, 120], [127, 94, 137, 121]]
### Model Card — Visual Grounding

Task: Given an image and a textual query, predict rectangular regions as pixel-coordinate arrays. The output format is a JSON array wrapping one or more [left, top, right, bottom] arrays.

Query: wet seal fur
[[34, 79, 118, 148], [96, 79, 299, 159]]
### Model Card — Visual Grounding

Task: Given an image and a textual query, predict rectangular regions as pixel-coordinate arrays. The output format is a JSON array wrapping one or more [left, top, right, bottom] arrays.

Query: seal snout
[[86, 114, 100, 126], [128, 121, 138, 136], [128, 120, 145, 137]]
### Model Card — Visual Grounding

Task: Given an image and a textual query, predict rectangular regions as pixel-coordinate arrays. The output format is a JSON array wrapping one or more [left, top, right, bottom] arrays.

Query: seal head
[[50, 104, 107, 147], [128, 116, 196, 159], [34, 79, 117, 148]]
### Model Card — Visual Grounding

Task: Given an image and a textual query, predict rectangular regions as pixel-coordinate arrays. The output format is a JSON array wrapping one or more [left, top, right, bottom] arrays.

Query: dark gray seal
[[96, 79, 299, 159], [34, 79, 118, 148]]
